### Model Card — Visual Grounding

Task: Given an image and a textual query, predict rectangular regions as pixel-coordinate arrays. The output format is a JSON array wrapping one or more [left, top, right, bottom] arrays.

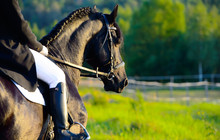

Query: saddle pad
[[12, 80, 46, 106]]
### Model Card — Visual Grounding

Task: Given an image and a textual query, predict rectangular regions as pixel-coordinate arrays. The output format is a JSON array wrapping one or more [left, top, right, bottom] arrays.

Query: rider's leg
[[29, 49, 81, 139], [29, 49, 65, 89]]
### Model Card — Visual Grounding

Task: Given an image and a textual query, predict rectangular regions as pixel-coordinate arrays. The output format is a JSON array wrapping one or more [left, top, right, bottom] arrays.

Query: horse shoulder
[[0, 75, 45, 139]]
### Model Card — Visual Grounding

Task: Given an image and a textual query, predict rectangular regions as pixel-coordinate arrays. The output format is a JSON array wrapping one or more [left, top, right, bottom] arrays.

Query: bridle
[[48, 14, 125, 80], [96, 14, 125, 79]]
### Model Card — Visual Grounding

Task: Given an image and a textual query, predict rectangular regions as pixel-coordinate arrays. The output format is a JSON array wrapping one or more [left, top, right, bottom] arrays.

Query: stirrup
[[68, 113, 90, 139], [68, 114, 90, 139], [72, 122, 90, 140]]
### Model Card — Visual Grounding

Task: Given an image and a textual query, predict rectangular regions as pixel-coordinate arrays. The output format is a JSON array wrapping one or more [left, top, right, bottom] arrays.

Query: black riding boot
[[49, 82, 80, 140]]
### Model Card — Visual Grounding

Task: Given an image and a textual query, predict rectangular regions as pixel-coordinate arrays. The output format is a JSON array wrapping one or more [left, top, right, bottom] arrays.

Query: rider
[[0, 0, 76, 139]]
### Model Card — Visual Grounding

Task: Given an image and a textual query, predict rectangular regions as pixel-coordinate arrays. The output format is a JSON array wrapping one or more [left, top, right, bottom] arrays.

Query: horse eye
[[111, 31, 120, 45]]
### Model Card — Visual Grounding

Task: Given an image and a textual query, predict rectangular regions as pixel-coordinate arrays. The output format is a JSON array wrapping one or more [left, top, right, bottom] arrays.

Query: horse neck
[[48, 16, 103, 86]]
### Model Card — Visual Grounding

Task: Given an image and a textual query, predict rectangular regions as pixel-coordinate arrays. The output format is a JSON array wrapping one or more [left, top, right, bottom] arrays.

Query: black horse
[[0, 5, 128, 140]]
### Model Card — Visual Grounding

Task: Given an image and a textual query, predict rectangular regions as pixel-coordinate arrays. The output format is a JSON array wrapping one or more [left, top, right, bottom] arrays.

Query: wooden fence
[[127, 79, 220, 103], [80, 76, 220, 103]]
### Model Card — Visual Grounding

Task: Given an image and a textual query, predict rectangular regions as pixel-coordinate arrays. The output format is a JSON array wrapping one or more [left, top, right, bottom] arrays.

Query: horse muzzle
[[103, 77, 128, 93]]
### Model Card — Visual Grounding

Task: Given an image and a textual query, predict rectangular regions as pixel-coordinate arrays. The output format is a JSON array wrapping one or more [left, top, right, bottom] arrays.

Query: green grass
[[78, 87, 220, 140]]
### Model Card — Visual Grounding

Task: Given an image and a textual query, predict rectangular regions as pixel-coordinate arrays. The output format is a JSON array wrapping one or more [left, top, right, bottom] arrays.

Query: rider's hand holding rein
[[39, 45, 48, 56]]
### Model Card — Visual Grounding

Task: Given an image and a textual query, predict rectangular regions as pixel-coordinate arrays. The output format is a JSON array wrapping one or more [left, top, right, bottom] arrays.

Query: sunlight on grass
[[78, 87, 220, 140]]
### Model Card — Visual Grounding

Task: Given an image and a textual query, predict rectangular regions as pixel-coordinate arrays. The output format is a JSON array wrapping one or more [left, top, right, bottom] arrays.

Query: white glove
[[40, 45, 48, 56]]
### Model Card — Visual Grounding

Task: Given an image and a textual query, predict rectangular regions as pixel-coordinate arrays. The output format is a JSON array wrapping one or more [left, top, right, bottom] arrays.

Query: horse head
[[84, 5, 128, 93], [40, 5, 128, 93]]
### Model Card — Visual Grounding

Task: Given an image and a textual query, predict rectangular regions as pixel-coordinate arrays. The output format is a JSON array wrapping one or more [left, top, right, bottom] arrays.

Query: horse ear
[[93, 5, 97, 11], [92, 5, 98, 12], [108, 4, 118, 24]]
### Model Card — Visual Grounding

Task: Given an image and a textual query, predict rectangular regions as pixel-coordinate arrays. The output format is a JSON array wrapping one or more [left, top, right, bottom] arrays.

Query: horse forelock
[[40, 7, 93, 47], [114, 23, 124, 48]]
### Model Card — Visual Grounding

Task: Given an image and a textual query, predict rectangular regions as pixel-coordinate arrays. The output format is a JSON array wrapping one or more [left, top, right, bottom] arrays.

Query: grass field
[[78, 87, 220, 140]]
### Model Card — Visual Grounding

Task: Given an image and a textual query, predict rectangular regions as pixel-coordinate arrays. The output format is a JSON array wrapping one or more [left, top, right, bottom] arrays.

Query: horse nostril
[[124, 78, 128, 87]]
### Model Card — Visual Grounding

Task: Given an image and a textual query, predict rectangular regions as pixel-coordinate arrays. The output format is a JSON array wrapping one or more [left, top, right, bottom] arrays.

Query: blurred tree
[[185, 1, 218, 76], [118, 4, 132, 34], [125, 0, 186, 76], [31, 23, 47, 40]]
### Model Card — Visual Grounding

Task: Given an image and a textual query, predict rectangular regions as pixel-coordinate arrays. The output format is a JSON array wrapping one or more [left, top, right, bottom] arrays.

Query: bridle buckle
[[107, 72, 115, 80]]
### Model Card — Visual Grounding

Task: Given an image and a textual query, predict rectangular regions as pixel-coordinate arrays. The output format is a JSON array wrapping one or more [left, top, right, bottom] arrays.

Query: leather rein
[[48, 14, 125, 80]]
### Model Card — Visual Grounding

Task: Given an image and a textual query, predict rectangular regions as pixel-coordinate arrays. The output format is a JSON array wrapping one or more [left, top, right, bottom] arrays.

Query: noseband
[[48, 15, 125, 80]]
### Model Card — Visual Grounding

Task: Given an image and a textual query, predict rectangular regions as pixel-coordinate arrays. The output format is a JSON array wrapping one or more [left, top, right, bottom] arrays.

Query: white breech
[[30, 49, 66, 89]]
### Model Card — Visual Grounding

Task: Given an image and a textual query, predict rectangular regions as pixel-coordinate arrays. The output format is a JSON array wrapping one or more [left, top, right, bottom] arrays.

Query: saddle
[[13, 79, 49, 106], [13, 78, 90, 140]]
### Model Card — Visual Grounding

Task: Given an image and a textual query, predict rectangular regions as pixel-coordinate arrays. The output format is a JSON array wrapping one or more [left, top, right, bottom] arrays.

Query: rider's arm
[[4, 0, 43, 52]]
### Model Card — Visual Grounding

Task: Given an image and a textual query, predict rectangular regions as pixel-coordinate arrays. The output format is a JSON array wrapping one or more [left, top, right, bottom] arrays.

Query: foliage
[[125, 0, 186, 76], [79, 87, 220, 140], [125, 0, 220, 76]]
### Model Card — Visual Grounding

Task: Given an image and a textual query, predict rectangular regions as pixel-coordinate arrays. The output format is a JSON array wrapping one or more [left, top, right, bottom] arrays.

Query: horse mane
[[40, 7, 93, 47]]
